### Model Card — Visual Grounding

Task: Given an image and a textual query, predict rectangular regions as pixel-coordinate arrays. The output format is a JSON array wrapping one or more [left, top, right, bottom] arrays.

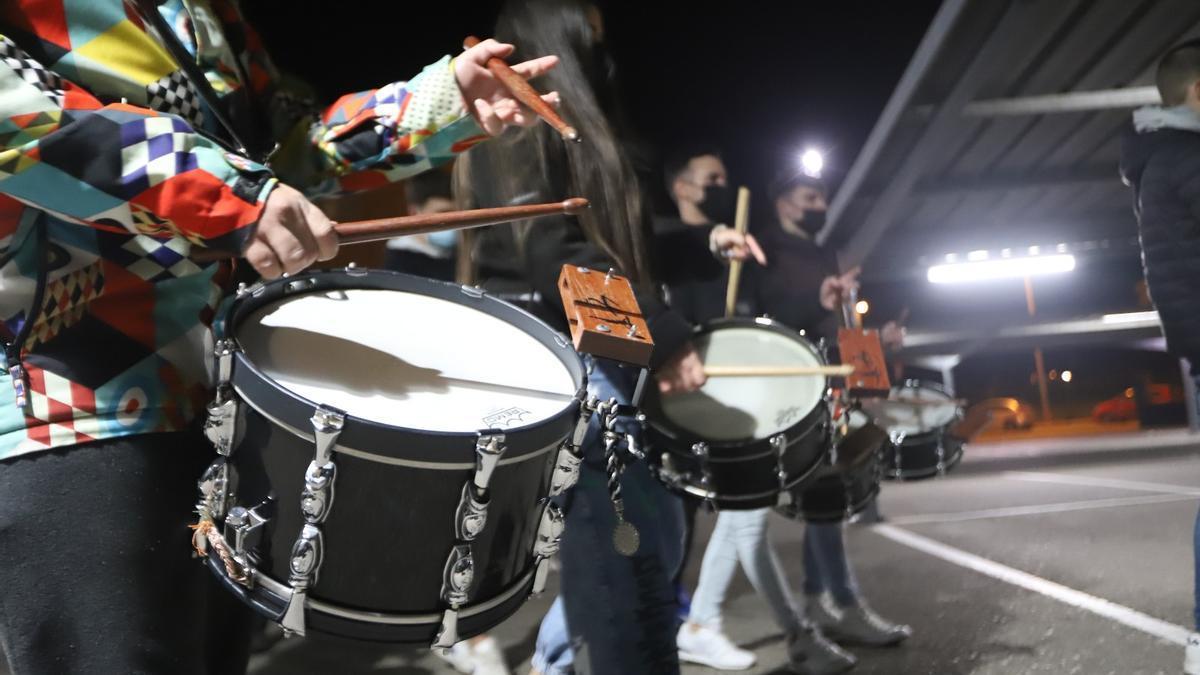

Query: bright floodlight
[[801, 149, 824, 178], [855, 300, 869, 315], [1060, 370, 1073, 383], [927, 254, 1075, 284]]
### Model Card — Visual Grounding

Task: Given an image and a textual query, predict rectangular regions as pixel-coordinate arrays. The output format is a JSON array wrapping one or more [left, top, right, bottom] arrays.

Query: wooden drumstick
[[704, 364, 855, 378], [723, 186, 752, 317], [191, 198, 589, 262], [463, 36, 581, 143]]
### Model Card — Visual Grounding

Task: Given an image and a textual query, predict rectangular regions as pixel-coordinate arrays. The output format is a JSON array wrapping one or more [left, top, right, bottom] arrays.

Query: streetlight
[[800, 149, 824, 178], [855, 300, 870, 315], [1061, 370, 1073, 383]]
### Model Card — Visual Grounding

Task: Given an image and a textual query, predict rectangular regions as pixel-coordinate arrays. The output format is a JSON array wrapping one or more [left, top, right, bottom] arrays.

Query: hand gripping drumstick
[[463, 36, 581, 143], [191, 198, 589, 262]]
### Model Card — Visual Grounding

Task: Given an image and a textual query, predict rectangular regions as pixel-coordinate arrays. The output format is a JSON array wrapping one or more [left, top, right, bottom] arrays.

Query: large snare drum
[[776, 409, 886, 522], [194, 269, 588, 647], [641, 318, 830, 510], [864, 380, 964, 480]]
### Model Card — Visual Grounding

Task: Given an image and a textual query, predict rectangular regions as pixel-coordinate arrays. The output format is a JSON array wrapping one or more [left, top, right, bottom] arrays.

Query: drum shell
[[644, 409, 829, 510], [882, 432, 965, 481], [222, 401, 562, 642]]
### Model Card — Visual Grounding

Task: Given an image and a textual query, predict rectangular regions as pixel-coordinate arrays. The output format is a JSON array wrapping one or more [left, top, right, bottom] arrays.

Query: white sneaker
[[436, 636, 512, 675], [677, 622, 757, 671], [1185, 632, 1200, 675]]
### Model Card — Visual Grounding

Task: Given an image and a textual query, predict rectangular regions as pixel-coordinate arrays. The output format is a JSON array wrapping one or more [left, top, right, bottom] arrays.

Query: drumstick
[[723, 186, 752, 317], [463, 36, 581, 143], [704, 364, 856, 378], [191, 198, 589, 262]]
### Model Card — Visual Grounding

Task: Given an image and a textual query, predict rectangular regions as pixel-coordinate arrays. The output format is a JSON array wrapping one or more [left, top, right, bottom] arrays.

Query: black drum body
[[871, 381, 965, 481], [776, 411, 886, 523], [642, 318, 831, 510], [883, 431, 964, 480], [195, 269, 587, 646]]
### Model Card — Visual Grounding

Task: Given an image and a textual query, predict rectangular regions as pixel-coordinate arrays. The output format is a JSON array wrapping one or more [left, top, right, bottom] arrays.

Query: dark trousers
[[0, 431, 253, 675]]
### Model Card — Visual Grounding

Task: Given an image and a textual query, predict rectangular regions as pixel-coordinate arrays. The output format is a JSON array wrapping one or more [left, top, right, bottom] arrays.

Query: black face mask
[[698, 184, 737, 225], [799, 209, 827, 235]]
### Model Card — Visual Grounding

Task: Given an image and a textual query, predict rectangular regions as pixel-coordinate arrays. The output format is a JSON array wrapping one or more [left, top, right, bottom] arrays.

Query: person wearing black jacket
[[655, 148, 766, 323], [454, 3, 756, 673], [1119, 38, 1200, 675]]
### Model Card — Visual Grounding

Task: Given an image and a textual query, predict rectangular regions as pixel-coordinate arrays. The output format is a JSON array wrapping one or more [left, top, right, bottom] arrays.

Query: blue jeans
[[1194, 506, 1200, 631], [531, 359, 686, 674], [687, 508, 804, 635], [802, 522, 860, 607]]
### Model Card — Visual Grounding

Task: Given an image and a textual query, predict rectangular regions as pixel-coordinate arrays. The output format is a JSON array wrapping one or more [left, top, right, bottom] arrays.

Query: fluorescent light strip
[[1100, 311, 1160, 325], [927, 254, 1075, 284]]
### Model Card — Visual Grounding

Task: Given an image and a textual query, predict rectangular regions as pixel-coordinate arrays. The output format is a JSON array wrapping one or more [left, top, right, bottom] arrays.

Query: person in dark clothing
[[1119, 38, 1200, 675], [654, 147, 766, 651], [384, 171, 458, 282], [454, 3, 757, 673], [656, 147, 765, 323]]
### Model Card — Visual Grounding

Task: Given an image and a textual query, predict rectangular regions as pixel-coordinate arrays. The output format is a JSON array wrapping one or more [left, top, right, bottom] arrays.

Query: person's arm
[[270, 41, 558, 196], [0, 34, 272, 254]]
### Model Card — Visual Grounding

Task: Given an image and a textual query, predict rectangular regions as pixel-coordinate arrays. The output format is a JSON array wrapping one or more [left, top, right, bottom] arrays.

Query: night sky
[[243, 1, 942, 207]]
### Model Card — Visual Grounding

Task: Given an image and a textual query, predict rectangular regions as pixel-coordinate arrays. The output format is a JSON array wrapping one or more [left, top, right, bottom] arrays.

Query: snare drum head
[[658, 323, 826, 442], [237, 289, 578, 431], [867, 383, 959, 435]]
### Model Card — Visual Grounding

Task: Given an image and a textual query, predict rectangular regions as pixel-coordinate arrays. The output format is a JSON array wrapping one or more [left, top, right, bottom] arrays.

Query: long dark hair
[[455, 0, 650, 282]]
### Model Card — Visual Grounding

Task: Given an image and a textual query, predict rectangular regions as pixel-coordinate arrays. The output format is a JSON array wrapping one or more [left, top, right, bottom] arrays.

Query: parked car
[[967, 397, 1036, 430], [1093, 392, 1139, 423]]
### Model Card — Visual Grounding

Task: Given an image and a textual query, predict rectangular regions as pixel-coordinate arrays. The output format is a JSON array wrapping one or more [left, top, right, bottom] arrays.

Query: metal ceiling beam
[[816, 0, 971, 247], [834, 0, 1087, 269], [899, 313, 1163, 358], [960, 86, 1160, 117], [910, 165, 1119, 197], [908, 87, 1161, 121]]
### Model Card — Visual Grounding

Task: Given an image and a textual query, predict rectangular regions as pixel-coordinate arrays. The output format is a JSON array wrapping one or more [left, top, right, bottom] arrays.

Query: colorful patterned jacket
[[0, 0, 486, 458]]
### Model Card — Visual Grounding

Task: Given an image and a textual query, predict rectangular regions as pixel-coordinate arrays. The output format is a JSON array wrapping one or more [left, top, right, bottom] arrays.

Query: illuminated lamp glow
[[927, 254, 1075, 284]]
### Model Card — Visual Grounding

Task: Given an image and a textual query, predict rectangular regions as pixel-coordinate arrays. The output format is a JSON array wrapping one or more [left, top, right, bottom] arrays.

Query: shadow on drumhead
[[656, 387, 761, 442], [239, 325, 452, 400]]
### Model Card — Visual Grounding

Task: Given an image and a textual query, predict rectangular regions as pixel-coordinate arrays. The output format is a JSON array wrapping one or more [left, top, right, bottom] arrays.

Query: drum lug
[[454, 483, 489, 541], [204, 398, 239, 457], [311, 406, 345, 467], [549, 441, 584, 497], [197, 457, 236, 521], [459, 285, 485, 299], [280, 524, 323, 636], [572, 395, 601, 449], [205, 339, 242, 456], [472, 433, 507, 494], [432, 544, 475, 649], [771, 434, 788, 488], [214, 339, 238, 387], [532, 502, 566, 594]]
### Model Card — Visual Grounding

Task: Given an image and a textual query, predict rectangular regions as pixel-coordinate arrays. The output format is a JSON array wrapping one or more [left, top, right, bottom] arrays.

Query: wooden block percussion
[[837, 327, 891, 395], [558, 265, 654, 366]]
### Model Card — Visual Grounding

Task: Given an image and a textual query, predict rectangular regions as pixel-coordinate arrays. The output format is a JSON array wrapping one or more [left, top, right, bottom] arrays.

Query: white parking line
[[887, 493, 1200, 525], [1004, 471, 1200, 496], [873, 524, 1192, 646]]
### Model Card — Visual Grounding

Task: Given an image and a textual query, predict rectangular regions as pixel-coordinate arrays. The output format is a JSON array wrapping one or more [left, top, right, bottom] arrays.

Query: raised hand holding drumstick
[[457, 38, 563, 136], [820, 266, 862, 312]]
